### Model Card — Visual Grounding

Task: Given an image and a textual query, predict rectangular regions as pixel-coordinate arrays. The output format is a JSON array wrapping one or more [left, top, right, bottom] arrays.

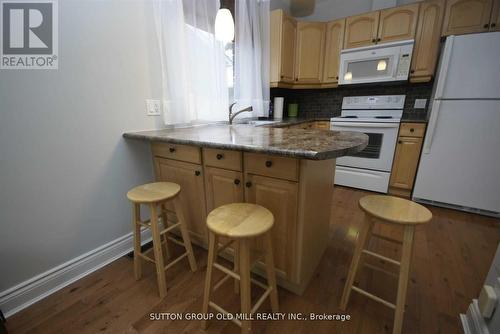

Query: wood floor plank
[[5, 186, 499, 333]]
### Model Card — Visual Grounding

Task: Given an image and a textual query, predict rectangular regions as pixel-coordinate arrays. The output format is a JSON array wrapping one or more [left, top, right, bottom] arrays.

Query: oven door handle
[[331, 122, 400, 128]]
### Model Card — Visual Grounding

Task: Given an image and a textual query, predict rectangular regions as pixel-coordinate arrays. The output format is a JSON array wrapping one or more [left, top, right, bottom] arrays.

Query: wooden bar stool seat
[[127, 182, 197, 298], [340, 195, 432, 334], [202, 203, 279, 334]]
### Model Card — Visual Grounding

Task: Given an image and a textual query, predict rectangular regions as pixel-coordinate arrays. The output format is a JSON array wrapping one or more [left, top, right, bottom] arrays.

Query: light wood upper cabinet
[[295, 22, 326, 83], [323, 19, 345, 84], [155, 158, 207, 242], [344, 11, 380, 49], [442, 0, 493, 35], [245, 173, 298, 280], [378, 3, 420, 43], [270, 9, 297, 84], [410, 0, 445, 83], [490, 0, 500, 30]]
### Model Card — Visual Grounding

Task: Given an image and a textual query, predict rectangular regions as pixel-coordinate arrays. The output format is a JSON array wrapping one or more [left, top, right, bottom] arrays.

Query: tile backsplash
[[270, 81, 433, 120]]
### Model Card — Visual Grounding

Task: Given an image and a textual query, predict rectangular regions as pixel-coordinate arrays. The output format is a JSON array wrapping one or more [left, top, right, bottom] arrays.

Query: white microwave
[[339, 39, 414, 85]]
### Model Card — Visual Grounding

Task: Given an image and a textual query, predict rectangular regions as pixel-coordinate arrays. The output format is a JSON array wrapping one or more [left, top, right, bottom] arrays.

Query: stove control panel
[[342, 95, 406, 110]]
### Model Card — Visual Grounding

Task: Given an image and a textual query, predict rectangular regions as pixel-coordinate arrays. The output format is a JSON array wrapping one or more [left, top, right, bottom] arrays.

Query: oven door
[[330, 122, 399, 172]]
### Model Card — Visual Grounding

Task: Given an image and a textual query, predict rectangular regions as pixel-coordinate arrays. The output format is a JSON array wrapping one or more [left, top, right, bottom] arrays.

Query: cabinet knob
[[280, 75, 284, 78], [484, 23, 490, 28], [377, 38, 381, 42], [234, 179, 240, 185], [245, 181, 252, 188], [195, 170, 201, 176], [398, 140, 403, 144], [169, 147, 176, 153], [410, 128, 415, 132], [336, 76, 338, 80], [492, 23, 496, 28], [295, 78, 298, 81], [265, 160, 273, 168], [410, 69, 415, 74], [372, 38, 376, 43], [216, 153, 224, 160]]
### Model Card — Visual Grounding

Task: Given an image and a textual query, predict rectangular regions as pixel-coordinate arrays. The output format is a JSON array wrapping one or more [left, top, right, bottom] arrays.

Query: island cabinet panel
[[244, 173, 299, 282], [295, 22, 326, 83], [270, 9, 297, 84], [410, 0, 445, 83], [204, 167, 244, 213], [151, 142, 201, 164], [202, 148, 242, 171], [378, 3, 420, 43], [442, 0, 493, 36], [344, 11, 380, 49], [154, 157, 208, 243], [244, 152, 299, 181], [323, 19, 345, 84]]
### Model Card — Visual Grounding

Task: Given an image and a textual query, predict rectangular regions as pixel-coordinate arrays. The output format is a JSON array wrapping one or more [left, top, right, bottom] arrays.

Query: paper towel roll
[[274, 97, 284, 119]]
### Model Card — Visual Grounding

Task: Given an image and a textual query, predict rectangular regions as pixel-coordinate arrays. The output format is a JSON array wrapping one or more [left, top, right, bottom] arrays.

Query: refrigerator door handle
[[423, 99, 441, 154], [433, 36, 454, 99]]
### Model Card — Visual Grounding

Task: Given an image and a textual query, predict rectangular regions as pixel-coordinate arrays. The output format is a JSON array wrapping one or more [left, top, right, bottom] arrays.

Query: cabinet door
[[410, 0, 445, 83], [281, 13, 297, 83], [490, 0, 500, 30], [295, 22, 326, 83], [155, 158, 207, 241], [344, 11, 380, 49], [378, 3, 419, 43], [442, 0, 493, 36], [205, 167, 244, 213], [245, 174, 298, 280], [323, 19, 345, 84], [389, 136, 423, 191]]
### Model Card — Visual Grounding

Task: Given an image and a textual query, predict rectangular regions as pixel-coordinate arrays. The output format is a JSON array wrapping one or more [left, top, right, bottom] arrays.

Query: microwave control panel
[[396, 53, 411, 79]]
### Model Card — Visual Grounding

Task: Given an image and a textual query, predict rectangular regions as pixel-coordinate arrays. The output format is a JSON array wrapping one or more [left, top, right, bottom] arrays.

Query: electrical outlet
[[414, 99, 427, 109], [146, 99, 161, 116]]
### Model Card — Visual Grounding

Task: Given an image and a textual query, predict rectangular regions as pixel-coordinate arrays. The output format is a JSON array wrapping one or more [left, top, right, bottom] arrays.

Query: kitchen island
[[124, 122, 367, 294]]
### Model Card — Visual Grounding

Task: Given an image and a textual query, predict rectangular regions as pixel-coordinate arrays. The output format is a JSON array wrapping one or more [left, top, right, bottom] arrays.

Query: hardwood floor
[[6, 187, 499, 333]]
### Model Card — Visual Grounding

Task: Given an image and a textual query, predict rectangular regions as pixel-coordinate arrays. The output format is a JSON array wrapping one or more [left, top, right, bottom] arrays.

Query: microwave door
[[344, 56, 395, 84]]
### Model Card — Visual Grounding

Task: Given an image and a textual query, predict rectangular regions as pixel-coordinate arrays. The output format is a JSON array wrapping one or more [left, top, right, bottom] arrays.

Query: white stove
[[330, 95, 405, 193]]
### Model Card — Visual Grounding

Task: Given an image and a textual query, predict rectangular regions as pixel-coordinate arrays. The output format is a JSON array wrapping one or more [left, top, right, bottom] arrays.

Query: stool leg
[[173, 197, 197, 272], [233, 242, 240, 294], [393, 225, 415, 334], [340, 215, 374, 310], [132, 203, 142, 280], [160, 203, 172, 260], [264, 232, 279, 313], [239, 239, 252, 334], [202, 232, 218, 330], [150, 203, 167, 298]]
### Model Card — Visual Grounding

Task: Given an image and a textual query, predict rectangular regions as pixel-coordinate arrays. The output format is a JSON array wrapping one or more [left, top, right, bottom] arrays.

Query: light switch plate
[[146, 99, 161, 116], [414, 99, 427, 109]]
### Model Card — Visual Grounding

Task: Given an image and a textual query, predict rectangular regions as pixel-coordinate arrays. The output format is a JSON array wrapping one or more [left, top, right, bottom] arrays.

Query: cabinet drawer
[[203, 148, 242, 171], [244, 153, 298, 181], [399, 123, 426, 138], [151, 142, 201, 164]]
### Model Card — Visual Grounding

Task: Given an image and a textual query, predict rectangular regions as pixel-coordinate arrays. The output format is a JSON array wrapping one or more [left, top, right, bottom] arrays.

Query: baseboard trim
[[0, 228, 152, 318]]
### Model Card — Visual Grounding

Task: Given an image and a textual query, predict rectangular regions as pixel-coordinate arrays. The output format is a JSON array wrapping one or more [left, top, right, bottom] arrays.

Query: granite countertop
[[123, 120, 368, 160]]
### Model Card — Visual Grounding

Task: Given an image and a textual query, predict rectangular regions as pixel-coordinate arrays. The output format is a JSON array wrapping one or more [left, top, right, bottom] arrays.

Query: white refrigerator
[[412, 32, 500, 217]]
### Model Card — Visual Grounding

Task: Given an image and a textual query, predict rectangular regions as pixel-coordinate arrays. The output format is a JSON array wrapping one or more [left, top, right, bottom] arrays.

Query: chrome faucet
[[229, 102, 253, 124]]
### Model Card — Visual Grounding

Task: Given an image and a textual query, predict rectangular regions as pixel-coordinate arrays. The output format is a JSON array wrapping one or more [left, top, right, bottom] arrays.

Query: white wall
[[270, 0, 421, 21], [0, 0, 164, 292]]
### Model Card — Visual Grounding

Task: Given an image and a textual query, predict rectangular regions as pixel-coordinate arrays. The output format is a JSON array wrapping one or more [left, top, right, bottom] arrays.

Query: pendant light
[[215, 6, 234, 42]]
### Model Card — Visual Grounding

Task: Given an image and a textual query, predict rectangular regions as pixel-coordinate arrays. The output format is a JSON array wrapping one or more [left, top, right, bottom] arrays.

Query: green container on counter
[[288, 103, 298, 118]]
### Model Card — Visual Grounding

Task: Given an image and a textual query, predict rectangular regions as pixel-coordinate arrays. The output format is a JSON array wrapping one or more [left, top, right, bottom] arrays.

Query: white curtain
[[154, 0, 228, 124], [235, 0, 270, 117]]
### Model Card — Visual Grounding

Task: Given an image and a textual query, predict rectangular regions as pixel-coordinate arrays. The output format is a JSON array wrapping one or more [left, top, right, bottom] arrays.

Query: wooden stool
[[340, 195, 432, 334], [127, 182, 197, 298], [202, 203, 279, 334]]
